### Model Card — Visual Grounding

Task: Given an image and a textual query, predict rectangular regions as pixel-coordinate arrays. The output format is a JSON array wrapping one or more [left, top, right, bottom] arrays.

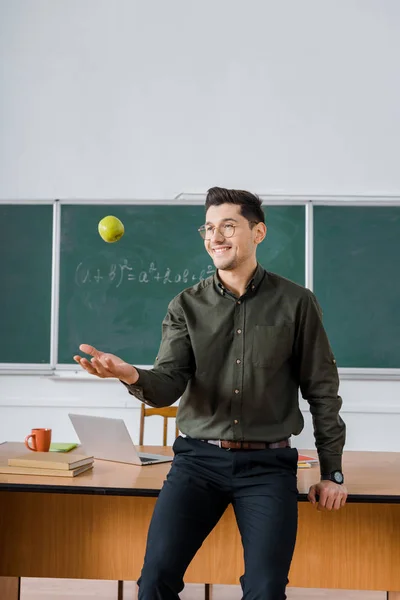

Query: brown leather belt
[[203, 439, 290, 450]]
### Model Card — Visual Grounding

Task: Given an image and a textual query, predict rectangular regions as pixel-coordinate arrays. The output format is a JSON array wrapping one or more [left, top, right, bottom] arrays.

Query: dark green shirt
[[124, 263, 346, 474]]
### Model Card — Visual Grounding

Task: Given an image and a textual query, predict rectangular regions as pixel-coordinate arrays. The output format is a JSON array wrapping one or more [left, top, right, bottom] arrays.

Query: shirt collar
[[213, 263, 266, 297]]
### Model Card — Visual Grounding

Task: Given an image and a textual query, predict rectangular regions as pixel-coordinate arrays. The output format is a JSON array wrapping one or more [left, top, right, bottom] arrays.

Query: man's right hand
[[73, 344, 139, 385]]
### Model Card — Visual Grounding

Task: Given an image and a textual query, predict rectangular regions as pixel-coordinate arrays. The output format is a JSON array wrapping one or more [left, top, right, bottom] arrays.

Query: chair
[[138, 403, 212, 600], [139, 404, 179, 446]]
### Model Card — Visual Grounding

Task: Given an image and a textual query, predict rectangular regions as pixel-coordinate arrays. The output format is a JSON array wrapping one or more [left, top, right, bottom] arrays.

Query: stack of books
[[1, 452, 94, 477], [297, 454, 319, 469]]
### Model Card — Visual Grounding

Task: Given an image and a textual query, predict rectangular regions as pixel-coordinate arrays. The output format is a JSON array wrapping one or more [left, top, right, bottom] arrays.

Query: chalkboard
[[0, 204, 53, 364], [58, 204, 305, 364], [314, 206, 400, 368]]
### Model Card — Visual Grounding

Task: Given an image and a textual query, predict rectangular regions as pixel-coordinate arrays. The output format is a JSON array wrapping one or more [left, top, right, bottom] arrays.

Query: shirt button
[[237, 300, 241, 305], [237, 329, 242, 334], [236, 359, 241, 364], [234, 389, 240, 394], [234, 419, 239, 425], [333, 358, 336, 364]]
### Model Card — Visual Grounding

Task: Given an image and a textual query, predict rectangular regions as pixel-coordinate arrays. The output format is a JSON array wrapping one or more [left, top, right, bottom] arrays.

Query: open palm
[[73, 344, 138, 383]]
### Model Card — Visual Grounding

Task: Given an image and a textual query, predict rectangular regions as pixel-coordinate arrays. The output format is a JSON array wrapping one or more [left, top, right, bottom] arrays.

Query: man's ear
[[255, 223, 267, 244]]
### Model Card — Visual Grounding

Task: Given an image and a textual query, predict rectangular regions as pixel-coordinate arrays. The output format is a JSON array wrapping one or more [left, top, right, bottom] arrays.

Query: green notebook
[[49, 443, 78, 453]]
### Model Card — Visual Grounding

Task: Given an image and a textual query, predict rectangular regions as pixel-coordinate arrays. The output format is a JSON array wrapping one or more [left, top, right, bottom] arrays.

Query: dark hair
[[205, 187, 265, 224]]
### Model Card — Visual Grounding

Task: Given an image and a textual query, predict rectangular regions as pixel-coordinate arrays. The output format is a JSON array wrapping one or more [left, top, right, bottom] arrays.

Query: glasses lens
[[199, 224, 236, 239], [223, 224, 234, 238]]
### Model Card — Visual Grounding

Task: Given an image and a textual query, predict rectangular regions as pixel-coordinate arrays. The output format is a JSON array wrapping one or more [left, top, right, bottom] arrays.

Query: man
[[74, 187, 347, 600]]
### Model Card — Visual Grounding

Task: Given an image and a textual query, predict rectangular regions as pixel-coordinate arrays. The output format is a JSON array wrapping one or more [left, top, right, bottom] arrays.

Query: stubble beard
[[212, 253, 239, 272]]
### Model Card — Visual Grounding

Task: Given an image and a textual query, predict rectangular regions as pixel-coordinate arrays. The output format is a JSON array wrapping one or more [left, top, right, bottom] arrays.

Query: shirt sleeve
[[294, 291, 346, 475], [121, 295, 194, 407]]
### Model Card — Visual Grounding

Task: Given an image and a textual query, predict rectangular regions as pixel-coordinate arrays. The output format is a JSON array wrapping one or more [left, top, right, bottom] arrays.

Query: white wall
[[1, 0, 400, 199], [1, 0, 400, 450]]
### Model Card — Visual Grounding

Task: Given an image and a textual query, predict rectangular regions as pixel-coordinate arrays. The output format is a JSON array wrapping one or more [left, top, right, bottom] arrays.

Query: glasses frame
[[198, 221, 259, 240]]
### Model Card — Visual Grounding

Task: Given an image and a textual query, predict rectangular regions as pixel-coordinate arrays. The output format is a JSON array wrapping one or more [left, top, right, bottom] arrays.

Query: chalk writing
[[75, 260, 215, 288]]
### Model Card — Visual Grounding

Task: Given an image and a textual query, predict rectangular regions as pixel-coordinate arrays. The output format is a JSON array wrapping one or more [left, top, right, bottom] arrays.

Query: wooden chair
[[138, 403, 212, 600], [139, 404, 179, 446]]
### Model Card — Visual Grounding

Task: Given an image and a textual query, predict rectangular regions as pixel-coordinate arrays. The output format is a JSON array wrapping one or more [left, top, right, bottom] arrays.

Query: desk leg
[[0, 577, 20, 600], [118, 580, 124, 600]]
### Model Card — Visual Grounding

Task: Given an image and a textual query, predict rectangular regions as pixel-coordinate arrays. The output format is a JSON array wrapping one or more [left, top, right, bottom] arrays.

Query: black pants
[[137, 436, 298, 600]]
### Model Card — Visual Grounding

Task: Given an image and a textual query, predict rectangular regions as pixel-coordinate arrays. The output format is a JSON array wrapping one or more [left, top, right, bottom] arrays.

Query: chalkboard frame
[[1, 196, 400, 379]]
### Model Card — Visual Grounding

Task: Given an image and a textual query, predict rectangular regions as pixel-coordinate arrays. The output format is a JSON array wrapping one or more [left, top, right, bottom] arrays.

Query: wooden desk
[[0, 442, 400, 599]]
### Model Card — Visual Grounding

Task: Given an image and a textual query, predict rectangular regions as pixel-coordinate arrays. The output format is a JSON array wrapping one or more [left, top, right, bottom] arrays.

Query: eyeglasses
[[198, 221, 258, 240]]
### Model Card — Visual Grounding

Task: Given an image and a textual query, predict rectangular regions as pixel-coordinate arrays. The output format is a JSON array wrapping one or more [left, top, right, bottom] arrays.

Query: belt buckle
[[218, 440, 230, 451]]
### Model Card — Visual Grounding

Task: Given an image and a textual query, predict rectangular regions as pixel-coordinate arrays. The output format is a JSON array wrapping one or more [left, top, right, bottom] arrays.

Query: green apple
[[98, 215, 125, 243]]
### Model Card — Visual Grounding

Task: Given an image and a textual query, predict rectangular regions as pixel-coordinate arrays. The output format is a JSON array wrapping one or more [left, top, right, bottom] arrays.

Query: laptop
[[68, 413, 174, 466]]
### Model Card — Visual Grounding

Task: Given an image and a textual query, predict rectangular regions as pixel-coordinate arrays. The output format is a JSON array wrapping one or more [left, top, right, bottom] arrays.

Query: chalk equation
[[75, 260, 215, 288]]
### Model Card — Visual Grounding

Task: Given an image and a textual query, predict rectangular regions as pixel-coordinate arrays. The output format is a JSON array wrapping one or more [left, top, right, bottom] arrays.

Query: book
[[0, 463, 93, 477], [8, 452, 93, 471], [49, 443, 78, 453], [298, 453, 318, 465]]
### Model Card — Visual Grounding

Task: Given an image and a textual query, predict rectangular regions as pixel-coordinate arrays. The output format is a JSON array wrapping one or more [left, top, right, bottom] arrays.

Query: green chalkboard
[[314, 206, 400, 368], [0, 204, 53, 364], [58, 204, 305, 364]]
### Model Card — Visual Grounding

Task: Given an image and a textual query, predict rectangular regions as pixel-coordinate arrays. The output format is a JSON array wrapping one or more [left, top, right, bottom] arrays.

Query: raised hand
[[73, 344, 139, 385]]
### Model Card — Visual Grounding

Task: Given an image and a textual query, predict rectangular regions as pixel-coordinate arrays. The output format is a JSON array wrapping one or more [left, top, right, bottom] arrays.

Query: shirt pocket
[[252, 324, 294, 368]]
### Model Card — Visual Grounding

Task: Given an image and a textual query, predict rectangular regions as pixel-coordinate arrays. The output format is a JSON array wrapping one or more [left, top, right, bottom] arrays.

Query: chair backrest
[[139, 404, 179, 446]]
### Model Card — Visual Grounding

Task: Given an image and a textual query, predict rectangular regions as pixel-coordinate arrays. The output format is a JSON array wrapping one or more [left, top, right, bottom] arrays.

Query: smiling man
[[74, 187, 347, 600]]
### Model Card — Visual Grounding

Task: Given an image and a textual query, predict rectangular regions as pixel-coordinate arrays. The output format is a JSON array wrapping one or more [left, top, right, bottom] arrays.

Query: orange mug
[[24, 428, 52, 452]]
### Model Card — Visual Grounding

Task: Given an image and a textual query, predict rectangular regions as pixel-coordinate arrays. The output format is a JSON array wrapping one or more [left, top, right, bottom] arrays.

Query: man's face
[[203, 203, 264, 271]]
